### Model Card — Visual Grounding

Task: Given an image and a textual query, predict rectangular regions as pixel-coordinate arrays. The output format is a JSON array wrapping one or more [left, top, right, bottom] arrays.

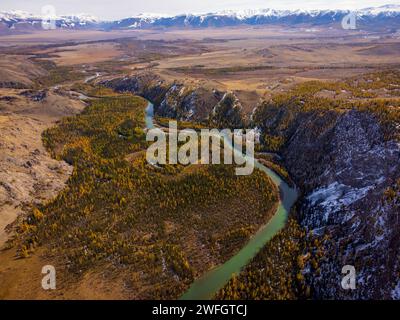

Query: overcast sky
[[1, 0, 399, 20]]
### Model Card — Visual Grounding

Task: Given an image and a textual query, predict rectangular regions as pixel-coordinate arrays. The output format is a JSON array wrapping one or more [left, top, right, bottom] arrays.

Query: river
[[144, 101, 298, 300]]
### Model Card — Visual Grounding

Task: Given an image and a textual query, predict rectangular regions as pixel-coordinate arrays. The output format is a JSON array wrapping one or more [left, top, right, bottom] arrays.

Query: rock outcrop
[[276, 109, 400, 299], [101, 73, 245, 127]]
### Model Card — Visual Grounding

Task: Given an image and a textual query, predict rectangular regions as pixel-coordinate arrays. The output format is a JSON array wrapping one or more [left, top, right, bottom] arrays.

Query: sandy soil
[[37, 42, 122, 66], [0, 89, 85, 248], [0, 248, 128, 300]]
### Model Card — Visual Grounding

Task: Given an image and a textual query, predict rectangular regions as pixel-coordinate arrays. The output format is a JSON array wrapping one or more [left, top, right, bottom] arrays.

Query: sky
[[1, 0, 399, 20]]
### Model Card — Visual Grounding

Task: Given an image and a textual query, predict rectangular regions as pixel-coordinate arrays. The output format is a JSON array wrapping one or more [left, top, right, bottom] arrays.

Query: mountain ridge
[[1, 5, 400, 31]]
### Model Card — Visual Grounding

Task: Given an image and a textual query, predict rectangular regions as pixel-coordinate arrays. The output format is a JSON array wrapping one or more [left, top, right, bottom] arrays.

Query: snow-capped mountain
[[0, 10, 98, 31], [106, 5, 400, 29], [1, 5, 400, 32]]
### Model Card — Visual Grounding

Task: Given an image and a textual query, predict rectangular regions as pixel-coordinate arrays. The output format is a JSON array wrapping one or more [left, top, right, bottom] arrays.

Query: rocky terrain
[[282, 109, 400, 299], [101, 73, 247, 127], [0, 88, 85, 247]]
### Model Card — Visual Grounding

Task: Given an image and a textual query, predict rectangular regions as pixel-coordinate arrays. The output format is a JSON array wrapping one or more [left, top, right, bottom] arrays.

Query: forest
[[10, 89, 279, 299], [215, 218, 328, 300]]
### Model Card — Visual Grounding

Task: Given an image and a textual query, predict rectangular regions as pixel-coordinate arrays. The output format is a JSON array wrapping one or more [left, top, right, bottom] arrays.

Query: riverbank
[[144, 101, 298, 300]]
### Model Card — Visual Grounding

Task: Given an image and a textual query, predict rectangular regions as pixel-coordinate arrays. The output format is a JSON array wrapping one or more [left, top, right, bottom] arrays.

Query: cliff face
[[101, 73, 245, 127], [281, 109, 400, 299]]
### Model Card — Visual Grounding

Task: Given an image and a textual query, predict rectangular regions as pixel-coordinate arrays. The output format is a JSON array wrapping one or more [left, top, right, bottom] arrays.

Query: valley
[[0, 6, 400, 300]]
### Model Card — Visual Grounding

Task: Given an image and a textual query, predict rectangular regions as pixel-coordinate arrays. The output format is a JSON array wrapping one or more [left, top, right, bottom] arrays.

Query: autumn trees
[[215, 218, 327, 300], [14, 92, 279, 299]]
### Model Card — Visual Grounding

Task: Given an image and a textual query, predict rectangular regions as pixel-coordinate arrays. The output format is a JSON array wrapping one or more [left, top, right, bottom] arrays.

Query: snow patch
[[307, 182, 373, 221]]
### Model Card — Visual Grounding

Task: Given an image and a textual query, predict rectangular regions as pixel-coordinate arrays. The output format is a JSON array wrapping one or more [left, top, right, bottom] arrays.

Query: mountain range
[[0, 4, 400, 32]]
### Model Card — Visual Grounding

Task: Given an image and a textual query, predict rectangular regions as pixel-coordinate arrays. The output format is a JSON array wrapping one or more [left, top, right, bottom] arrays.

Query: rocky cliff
[[101, 73, 246, 127], [265, 107, 400, 299]]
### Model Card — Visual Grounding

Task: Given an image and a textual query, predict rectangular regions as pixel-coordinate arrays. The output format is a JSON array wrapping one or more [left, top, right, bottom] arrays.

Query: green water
[[145, 101, 298, 300], [145, 101, 155, 129]]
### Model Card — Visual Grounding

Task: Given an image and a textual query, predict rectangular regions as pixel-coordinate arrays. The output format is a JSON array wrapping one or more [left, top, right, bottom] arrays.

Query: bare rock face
[[101, 73, 244, 124], [283, 110, 400, 299], [209, 92, 244, 128], [101, 73, 169, 105]]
